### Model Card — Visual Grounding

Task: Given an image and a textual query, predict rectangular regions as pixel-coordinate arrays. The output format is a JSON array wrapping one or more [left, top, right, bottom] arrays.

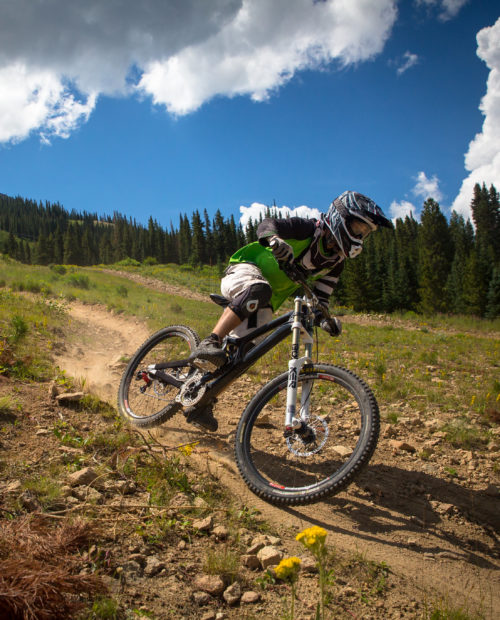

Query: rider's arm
[[312, 264, 344, 308], [257, 217, 316, 245]]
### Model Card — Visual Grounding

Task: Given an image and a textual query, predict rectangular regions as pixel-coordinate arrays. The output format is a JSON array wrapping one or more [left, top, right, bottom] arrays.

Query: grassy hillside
[[0, 255, 498, 619]]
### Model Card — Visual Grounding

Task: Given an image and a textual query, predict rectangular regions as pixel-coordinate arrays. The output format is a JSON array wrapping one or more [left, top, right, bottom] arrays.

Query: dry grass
[[0, 515, 106, 619]]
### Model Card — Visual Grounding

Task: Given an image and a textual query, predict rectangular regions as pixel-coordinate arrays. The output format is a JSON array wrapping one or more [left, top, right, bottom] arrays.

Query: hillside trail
[[53, 274, 500, 618]]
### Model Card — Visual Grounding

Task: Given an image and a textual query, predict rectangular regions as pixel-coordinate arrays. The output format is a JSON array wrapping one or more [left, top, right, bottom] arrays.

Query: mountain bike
[[117, 265, 380, 506]]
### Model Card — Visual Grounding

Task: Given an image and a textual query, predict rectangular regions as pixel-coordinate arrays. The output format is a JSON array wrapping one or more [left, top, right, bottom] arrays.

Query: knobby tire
[[234, 364, 379, 505], [117, 325, 199, 428]]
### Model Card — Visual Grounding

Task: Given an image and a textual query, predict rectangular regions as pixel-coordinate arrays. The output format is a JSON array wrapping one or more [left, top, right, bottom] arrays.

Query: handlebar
[[282, 262, 331, 321]]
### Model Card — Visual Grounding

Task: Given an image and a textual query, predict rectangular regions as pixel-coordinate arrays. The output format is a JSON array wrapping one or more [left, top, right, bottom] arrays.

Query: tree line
[[1, 184, 499, 317]]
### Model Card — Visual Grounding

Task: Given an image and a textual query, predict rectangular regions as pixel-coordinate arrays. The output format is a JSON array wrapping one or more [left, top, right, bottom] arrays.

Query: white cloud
[[452, 18, 500, 219], [0, 63, 96, 143], [138, 0, 398, 115], [239, 202, 322, 230], [415, 0, 469, 21], [0, 0, 398, 142], [413, 171, 443, 202], [389, 200, 417, 221], [396, 51, 419, 76]]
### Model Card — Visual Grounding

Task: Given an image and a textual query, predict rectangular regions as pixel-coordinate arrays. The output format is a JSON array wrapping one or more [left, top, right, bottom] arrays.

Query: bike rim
[[242, 371, 370, 495], [123, 333, 196, 420]]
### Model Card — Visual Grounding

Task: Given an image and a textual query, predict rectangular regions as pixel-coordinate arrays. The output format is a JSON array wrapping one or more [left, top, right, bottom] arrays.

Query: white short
[[220, 263, 273, 341], [220, 263, 269, 300]]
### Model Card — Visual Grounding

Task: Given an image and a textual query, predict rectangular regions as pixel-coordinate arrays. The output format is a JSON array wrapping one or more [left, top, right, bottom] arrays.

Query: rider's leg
[[212, 306, 243, 340], [191, 307, 243, 370], [191, 264, 271, 369]]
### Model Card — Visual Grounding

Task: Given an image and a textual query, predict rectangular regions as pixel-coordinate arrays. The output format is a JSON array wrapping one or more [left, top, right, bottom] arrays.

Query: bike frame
[[148, 266, 328, 432], [151, 294, 318, 431]]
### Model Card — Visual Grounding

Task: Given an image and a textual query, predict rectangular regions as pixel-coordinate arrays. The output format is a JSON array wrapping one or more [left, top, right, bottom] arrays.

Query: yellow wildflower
[[296, 525, 327, 549], [274, 556, 301, 582], [177, 441, 198, 456]]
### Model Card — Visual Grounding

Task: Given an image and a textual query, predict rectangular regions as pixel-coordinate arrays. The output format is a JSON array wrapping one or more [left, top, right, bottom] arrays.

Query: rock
[[382, 424, 398, 438], [72, 487, 102, 503], [246, 540, 266, 555], [192, 591, 211, 606], [257, 546, 283, 569], [200, 611, 216, 620], [223, 582, 241, 606], [247, 534, 280, 554], [432, 502, 454, 515], [332, 445, 352, 457], [170, 492, 192, 508], [212, 525, 229, 540], [67, 467, 98, 487], [193, 496, 209, 509], [241, 591, 260, 604], [128, 553, 147, 567], [193, 516, 214, 532], [144, 556, 165, 577], [35, 428, 49, 436], [300, 556, 317, 573], [123, 560, 142, 576], [389, 440, 416, 453], [193, 574, 225, 596], [5, 480, 21, 493], [241, 554, 260, 570], [55, 391, 85, 403], [104, 479, 134, 494]]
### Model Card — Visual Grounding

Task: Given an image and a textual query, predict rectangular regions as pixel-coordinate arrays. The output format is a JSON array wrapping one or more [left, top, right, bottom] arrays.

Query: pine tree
[[485, 268, 500, 318], [417, 199, 453, 314], [190, 210, 206, 266], [446, 212, 471, 314]]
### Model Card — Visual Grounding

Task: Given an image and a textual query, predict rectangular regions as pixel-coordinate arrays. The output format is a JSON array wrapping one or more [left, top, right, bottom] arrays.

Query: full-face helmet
[[323, 191, 393, 258]]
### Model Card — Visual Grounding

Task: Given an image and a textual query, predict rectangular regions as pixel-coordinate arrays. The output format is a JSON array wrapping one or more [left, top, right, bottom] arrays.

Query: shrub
[[66, 274, 90, 289]]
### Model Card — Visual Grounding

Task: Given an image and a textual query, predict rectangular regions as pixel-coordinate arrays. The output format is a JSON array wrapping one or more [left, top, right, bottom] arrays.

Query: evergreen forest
[[1, 184, 499, 318]]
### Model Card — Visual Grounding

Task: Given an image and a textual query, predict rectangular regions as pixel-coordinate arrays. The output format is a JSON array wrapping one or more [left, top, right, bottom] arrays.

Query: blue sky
[[0, 1, 499, 230]]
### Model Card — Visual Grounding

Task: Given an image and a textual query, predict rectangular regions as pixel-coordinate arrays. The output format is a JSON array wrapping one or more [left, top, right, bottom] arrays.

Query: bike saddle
[[210, 294, 230, 308]]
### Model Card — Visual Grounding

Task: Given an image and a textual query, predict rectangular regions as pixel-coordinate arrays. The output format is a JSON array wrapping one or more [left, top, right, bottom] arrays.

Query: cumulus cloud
[[0, 63, 97, 144], [138, 0, 398, 115], [389, 200, 417, 221], [396, 51, 419, 76], [415, 0, 469, 21], [412, 171, 444, 202], [452, 18, 500, 219], [239, 202, 322, 231], [0, 0, 397, 142]]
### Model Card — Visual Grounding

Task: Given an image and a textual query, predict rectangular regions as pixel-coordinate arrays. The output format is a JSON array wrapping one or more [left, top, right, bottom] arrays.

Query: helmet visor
[[346, 217, 376, 240]]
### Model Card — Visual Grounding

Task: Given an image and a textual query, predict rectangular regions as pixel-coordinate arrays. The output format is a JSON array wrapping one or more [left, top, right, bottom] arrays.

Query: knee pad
[[229, 282, 272, 320]]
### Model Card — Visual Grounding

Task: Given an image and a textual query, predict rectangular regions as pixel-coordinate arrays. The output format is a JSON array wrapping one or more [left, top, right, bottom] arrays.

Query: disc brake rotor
[[286, 416, 329, 456]]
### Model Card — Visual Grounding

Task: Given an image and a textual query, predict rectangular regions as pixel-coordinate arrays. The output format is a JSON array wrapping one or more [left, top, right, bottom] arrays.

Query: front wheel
[[234, 364, 379, 505], [117, 325, 199, 428]]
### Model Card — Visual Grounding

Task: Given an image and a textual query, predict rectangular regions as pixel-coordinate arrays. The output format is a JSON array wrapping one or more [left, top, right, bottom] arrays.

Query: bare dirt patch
[[46, 288, 500, 619]]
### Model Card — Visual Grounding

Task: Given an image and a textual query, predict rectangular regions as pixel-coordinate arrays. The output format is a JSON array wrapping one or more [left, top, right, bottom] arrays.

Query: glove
[[269, 236, 293, 264], [320, 316, 342, 337]]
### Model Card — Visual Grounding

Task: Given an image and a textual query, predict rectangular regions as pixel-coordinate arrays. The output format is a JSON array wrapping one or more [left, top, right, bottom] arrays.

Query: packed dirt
[[2, 270, 498, 619], [45, 272, 500, 619]]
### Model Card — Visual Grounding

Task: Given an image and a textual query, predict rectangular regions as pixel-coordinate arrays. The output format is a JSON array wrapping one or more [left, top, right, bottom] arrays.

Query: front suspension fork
[[284, 297, 314, 431]]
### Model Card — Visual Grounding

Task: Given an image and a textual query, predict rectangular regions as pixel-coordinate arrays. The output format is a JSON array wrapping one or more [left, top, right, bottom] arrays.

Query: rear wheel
[[117, 325, 199, 428], [234, 364, 379, 505]]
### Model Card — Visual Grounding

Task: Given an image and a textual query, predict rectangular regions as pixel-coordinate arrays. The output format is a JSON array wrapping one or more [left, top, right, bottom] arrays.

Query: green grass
[[1, 255, 499, 458]]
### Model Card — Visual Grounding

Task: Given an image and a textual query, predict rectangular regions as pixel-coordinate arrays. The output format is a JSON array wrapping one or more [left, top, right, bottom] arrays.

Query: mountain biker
[[188, 191, 393, 431]]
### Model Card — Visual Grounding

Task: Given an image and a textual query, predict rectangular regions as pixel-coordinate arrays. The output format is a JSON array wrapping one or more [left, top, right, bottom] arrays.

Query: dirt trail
[[52, 302, 150, 404], [53, 276, 500, 619]]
